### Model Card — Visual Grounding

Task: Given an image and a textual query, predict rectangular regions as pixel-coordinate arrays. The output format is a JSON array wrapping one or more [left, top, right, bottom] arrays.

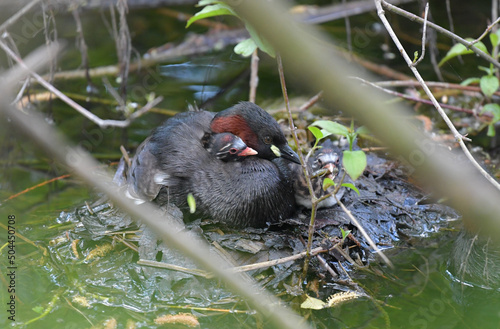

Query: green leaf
[[198, 0, 220, 5], [186, 4, 236, 28], [308, 126, 324, 141], [491, 32, 499, 48], [301, 295, 326, 310], [480, 75, 499, 97], [487, 123, 496, 137], [341, 182, 360, 195], [413, 51, 419, 62], [469, 38, 488, 53], [244, 22, 275, 57], [322, 177, 335, 191], [342, 150, 367, 181], [355, 126, 370, 136], [478, 65, 494, 75], [482, 103, 500, 122], [438, 40, 487, 67], [234, 38, 257, 57], [340, 227, 351, 240], [496, 29, 500, 43], [460, 77, 480, 86], [187, 193, 196, 214], [312, 120, 349, 136]]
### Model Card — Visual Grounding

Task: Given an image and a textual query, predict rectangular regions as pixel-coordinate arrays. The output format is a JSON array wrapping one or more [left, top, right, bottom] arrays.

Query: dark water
[[1, 2, 500, 328]]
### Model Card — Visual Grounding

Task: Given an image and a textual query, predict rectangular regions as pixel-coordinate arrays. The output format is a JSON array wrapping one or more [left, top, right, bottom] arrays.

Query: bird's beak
[[238, 147, 258, 156], [277, 144, 301, 164]]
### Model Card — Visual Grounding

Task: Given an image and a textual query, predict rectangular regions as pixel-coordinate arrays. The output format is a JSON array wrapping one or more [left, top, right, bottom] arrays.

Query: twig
[[102, 77, 125, 107], [119, 145, 131, 167], [470, 16, 500, 46], [249, 49, 259, 103], [445, 0, 455, 37], [277, 54, 319, 280], [354, 77, 492, 119], [128, 96, 164, 120], [376, 0, 500, 192], [316, 254, 338, 278], [342, 0, 352, 53], [411, 2, 428, 67], [381, 0, 500, 69], [232, 247, 326, 273], [3, 174, 71, 203], [72, 7, 93, 87], [137, 259, 213, 278], [0, 40, 158, 128], [0, 0, 41, 33], [336, 197, 393, 267], [299, 91, 323, 111], [115, 0, 131, 99], [375, 79, 500, 96]]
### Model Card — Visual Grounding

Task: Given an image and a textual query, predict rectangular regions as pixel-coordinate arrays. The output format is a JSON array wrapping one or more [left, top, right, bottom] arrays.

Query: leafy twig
[[381, 0, 500, 69], [376, 0, 500, 192]]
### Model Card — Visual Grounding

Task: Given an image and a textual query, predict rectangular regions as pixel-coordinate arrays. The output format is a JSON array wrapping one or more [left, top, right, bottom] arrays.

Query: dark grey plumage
[[114, 103, 298, 228]]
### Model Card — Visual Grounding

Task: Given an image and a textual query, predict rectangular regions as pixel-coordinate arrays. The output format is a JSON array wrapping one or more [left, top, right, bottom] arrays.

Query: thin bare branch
[[0, 40, 153, 128], [249, 49, 259, 103], [299, 91, 323, 111], [336, 197, 393, 267], [411, 2, 428, 67], [232, 247, 326, 273], [0, 0, 41, 33], [381, 0, 500, 69], [376, 0, 500, 191], [354, 77, 492, 119], [470, 16, 500, 46]]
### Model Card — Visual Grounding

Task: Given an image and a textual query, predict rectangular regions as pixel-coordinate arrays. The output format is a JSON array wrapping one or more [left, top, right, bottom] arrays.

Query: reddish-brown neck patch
[[211, 115, 258, 148]]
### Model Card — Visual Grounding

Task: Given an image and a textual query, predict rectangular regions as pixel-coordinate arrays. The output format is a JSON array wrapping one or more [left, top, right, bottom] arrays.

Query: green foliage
[[310, 120, 367, 182], [480, 75, 499, 98], [343, 150, 366, 181], [340, 227, 351, 240], [187, 0, 275, 57], [482, 103, 500, 137], [186, 3, 236, 27], [438, 39, 487, 67], [234, 38, 257, 57], [311, 120, 349, 136], [440, 34, 500, 136], [322, 177, 335, 191], [341, 182, 360, 195]]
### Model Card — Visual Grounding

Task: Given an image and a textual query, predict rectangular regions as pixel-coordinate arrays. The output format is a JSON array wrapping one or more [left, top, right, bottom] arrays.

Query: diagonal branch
[[0, 39, 156, 128], [381, 0, 500, 69], [376, 0, 500, 192]]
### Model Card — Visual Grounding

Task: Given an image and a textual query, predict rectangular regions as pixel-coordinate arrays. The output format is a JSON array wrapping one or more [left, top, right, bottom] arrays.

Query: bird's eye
[[263, 136, 272, 144], [229, 148, 238, 154]]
